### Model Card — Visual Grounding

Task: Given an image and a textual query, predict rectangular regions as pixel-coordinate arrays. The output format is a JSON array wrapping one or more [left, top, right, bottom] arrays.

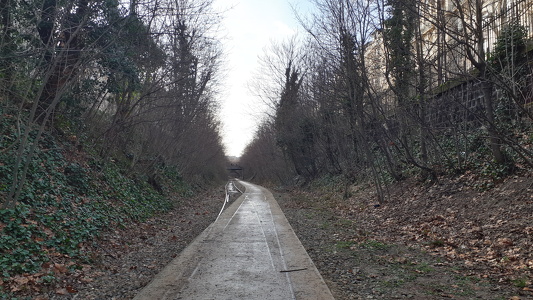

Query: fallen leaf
[[55, 288, 69, 295], [80, 277, 93, 283], [53, 263, 68, 274], [10, 285, 21, 292], [496, 238, 513, 247], [13, 276, 29, 285]]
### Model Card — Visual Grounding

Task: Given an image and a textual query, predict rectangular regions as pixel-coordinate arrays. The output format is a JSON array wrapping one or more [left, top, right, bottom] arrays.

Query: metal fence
[[483, 0, 533, 53]]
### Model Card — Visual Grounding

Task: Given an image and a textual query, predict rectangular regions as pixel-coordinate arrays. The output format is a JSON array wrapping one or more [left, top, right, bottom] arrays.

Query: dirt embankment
[[276, 172, 533, 299], [32, 173, 532, 300], [42, 188, 226, 300]]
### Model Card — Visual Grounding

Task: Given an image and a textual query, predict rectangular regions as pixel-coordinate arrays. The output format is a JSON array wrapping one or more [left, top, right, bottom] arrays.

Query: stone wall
[[427, 80, 487, 130]]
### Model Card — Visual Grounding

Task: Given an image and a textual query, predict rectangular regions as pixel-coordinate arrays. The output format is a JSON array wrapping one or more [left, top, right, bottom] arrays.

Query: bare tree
[[3, 0, 120, 208], [1, 0, 228, 208]]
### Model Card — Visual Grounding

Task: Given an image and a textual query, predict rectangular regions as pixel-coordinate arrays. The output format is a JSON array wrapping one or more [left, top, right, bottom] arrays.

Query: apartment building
[[420, 0, 533, 84], [365, 0, 533, 124]]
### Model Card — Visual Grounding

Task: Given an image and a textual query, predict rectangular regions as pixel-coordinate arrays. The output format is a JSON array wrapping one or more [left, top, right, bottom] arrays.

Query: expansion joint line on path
[[220, 194, 248, 231], [250, 196, 296, 300]]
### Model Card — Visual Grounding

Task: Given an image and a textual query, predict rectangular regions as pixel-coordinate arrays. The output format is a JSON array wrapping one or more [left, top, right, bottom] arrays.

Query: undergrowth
[[0, 112, 189, 298]]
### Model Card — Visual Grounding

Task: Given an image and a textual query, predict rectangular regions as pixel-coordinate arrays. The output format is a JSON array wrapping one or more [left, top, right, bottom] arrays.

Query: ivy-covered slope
[[0, 113, 191, 298]]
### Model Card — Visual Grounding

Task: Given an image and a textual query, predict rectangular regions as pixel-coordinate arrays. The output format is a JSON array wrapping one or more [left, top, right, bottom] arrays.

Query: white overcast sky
[[214, 0, 313, 157]]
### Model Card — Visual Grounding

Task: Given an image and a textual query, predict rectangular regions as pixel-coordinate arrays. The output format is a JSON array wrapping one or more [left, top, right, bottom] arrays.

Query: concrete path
[[133, 181, 334, 300]]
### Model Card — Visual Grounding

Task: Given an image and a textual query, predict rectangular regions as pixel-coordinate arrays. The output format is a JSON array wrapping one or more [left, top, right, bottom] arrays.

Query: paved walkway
[[133, 181, 334, 300]]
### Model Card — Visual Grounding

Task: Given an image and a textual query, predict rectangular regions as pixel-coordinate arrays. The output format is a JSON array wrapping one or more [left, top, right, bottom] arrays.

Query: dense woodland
[[0, 0, 228, 207], [241, 0, 533, 201], [0, 0, 227, 294]]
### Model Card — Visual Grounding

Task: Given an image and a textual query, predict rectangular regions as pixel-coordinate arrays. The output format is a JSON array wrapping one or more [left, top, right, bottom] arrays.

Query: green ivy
[[0, 141, 178, 281], [0, 110, 188, 296], [488, 23, 528, 70], [0, 205, 48, 277]]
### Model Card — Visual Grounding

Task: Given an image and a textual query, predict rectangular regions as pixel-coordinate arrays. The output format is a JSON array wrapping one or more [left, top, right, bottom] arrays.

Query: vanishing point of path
[[133, 181, 334, 300]]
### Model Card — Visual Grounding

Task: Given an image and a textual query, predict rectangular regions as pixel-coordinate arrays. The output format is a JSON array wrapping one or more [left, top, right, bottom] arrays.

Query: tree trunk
[[481, 78, 505, 164], [0, 0, 13, 98]]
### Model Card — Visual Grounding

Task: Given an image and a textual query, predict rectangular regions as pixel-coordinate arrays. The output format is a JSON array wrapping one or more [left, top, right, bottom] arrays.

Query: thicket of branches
[[241, 0, 533, 199], [0, 0, 228, 208]]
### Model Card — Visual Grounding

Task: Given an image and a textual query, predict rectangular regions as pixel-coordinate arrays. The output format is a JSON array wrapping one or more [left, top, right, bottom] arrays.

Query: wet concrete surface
[[133, 181, 334, 300]]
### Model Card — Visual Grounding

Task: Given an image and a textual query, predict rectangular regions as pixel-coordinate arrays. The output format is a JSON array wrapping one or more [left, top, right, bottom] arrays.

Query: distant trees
[[240, 120, 290, 184], [241, 0, 533, 196], [1, 0, 227, 207]]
